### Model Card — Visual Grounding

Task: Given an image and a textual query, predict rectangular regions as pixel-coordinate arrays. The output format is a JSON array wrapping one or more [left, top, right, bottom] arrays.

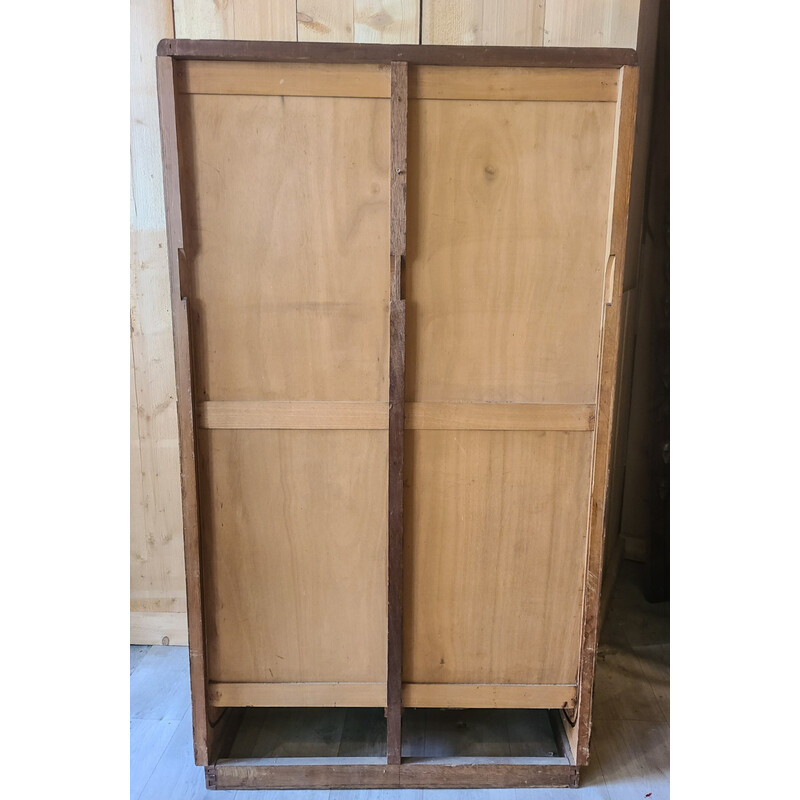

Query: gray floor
[[131, 561, 669, 798]]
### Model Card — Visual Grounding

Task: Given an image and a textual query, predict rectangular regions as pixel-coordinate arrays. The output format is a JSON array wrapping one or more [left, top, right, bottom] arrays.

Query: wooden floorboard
[[130, 561, 669, 797]]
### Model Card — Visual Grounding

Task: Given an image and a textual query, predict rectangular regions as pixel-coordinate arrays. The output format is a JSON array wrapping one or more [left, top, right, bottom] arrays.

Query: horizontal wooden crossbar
[[402, 683, 577, 709], [176, 61, 618, 103], [176, 61, 390, 98], [198, 402, 595, 431], [209, 682, 386, 708], [158, 39, 637, 69], [209, 762, 580, 789]]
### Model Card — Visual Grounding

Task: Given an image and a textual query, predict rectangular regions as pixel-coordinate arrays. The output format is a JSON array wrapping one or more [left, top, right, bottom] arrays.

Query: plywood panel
[[177, 86, 390, 401], [130, 0, 186, 636], [406, 95, 617, 404], [422, 0, 545, 45], [201, 429, 388, 684], [409, 65, 619, 102], [297, 1, 419, 43], [403, 430, 594, 686], [544, 0, 640, 48], [177, 60, 391, 97]]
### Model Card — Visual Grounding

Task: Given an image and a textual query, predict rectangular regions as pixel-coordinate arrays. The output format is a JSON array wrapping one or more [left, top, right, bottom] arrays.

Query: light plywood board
[[406, 96, 617, 405], [177, 88, 391, 402], [200, 429, 388, 685], [403, 430, 594, 686]]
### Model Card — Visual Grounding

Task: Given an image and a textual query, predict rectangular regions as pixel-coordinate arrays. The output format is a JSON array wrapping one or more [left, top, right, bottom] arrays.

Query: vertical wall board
[[422, 0, 545, 45], [296, 1, 420, 42], [130, 0, 186, 644], [174, 1, 297, 40], [544, 0, 640, 48], [232, 0, 298, 39], [173, 0, 233, 39]]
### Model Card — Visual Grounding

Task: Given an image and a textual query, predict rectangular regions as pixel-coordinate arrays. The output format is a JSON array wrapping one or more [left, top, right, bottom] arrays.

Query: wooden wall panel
[[173, 0, 298, 40], [422, 1, 545, 45], [297, 0, 419, 42], [130, 0, 187, 645], [544, 0, 640, 48]]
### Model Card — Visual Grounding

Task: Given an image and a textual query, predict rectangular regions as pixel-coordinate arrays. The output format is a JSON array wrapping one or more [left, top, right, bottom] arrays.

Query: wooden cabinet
[[158, 40, 638, 789]]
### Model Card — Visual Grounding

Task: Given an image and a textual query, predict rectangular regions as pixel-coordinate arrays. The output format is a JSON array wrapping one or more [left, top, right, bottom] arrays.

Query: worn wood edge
[[130, 610, 188, 645], [156, 53, 212, 767], [158, 40, 637, 68], [571, 64, 640, 768], [386, 60, 409, 768], [402, 683, 576, 709], [198, 401, 389, 429], [209, 682, 387, 707], [406, 403, 595, 431], [209, 762, 580, 789]]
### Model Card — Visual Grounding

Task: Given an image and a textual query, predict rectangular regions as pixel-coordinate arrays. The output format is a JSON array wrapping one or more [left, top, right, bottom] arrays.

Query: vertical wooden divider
[[386, 60, 408, 766]]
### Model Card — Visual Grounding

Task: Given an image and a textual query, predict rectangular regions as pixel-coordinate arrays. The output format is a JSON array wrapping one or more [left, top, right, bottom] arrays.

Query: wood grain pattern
[[406, 402, 595, 431], [406, 95, 617, 404], [173, 0, 297, 41], [197, 401, 596, 431], [130, 611, 188, 646], [422, 1, 545, 46], [404, 430, 594, 686], [177, 87, 390, 402], [297, 0, 420, 43], [544, 0, 641, 48], [209, 682, 386, 707], [409, 65, 619, 101], [386, 59, 408, 766], [402, 683, 576, 709], [199, 429, 388, 685], [211, 762, 579, 789], [198, 401, 388, 429], [160, 39, 637, 67], [176, 59, 390, 97]]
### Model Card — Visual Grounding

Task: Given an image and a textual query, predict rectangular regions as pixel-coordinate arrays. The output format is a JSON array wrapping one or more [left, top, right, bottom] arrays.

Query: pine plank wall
[[131, 0, 656, 645]]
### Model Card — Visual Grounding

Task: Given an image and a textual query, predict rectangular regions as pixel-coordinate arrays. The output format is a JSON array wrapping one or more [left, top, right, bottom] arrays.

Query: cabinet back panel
[[199, 428, 388, 684], [176, 65, 391, 690], [406, 96, 616, 404], [403, 429, 593, 686], [178, 88, 390, 402], [403, 75, 617, 696]]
